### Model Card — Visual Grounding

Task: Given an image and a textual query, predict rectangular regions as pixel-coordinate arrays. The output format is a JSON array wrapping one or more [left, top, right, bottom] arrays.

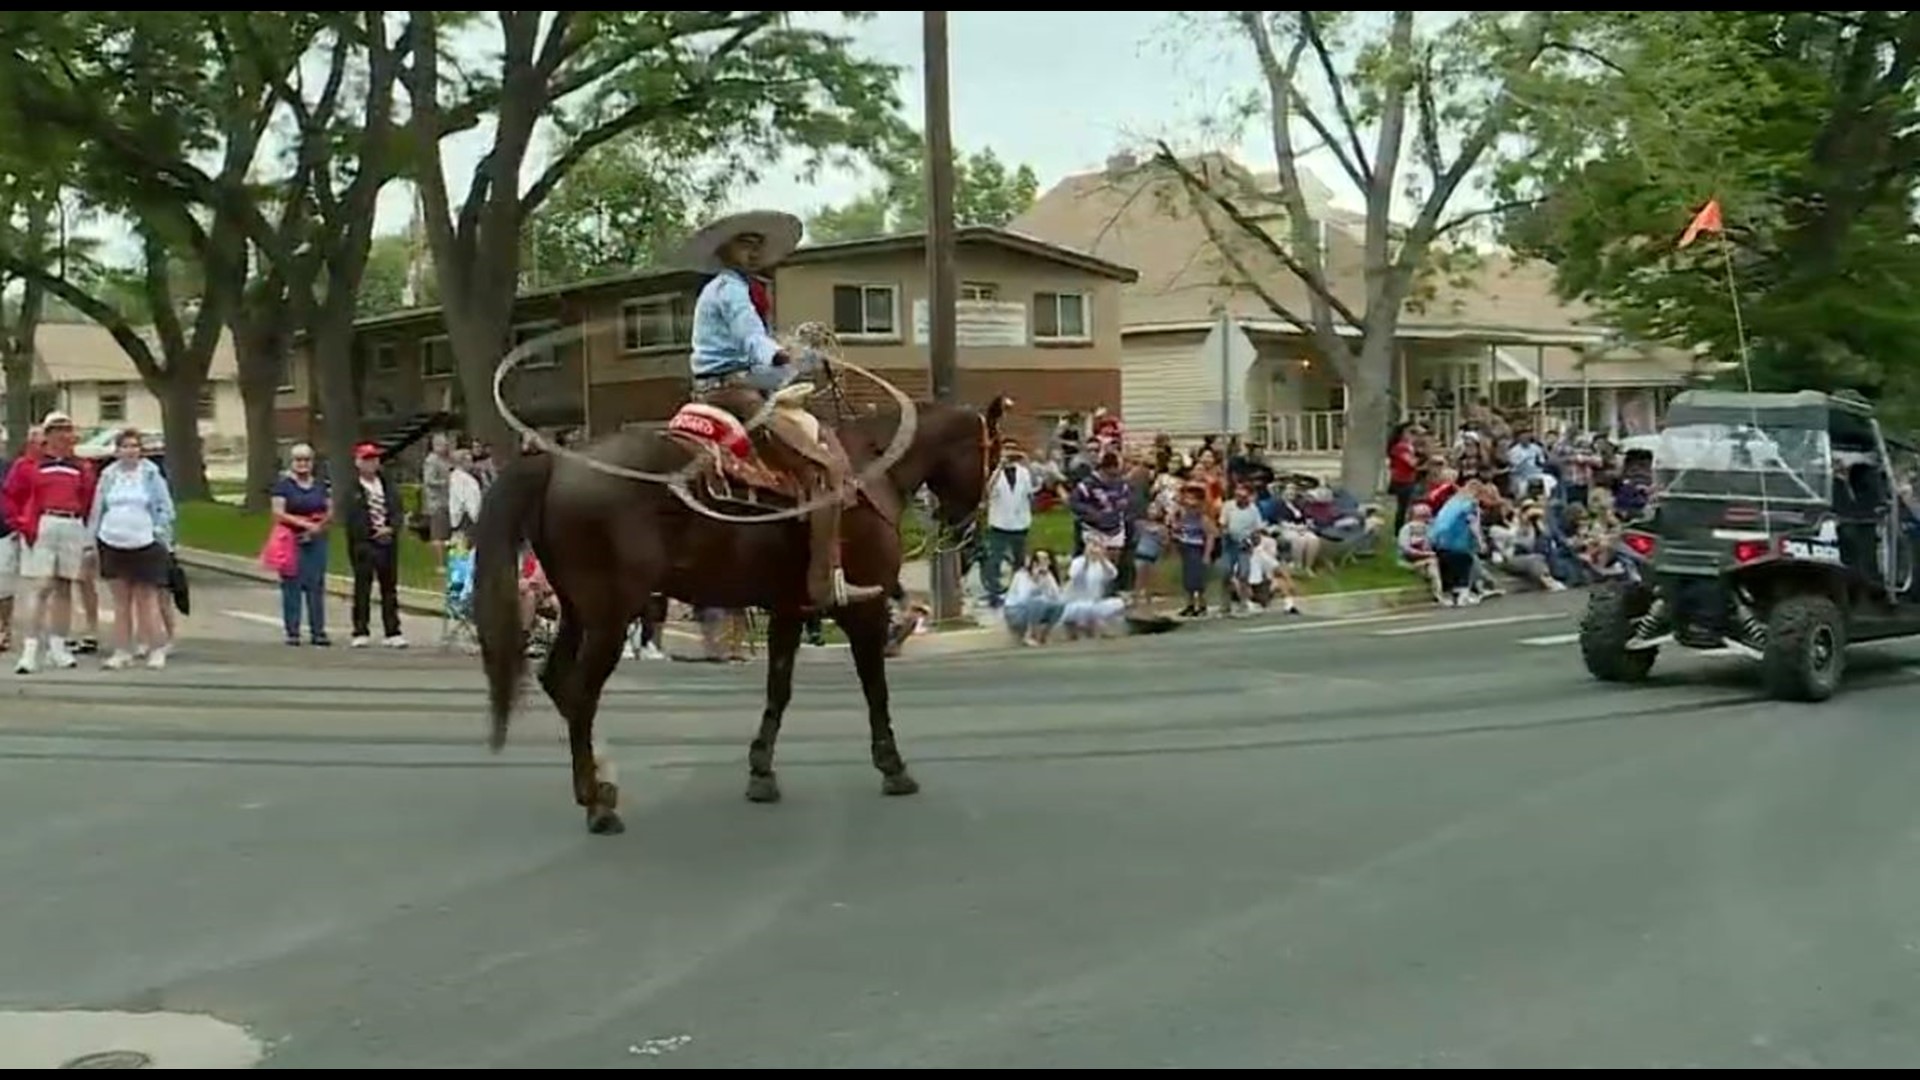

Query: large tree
[[806, 144, 1041, 242], [405, 10, 910, 449], [1149, 11, 1567, 493], [0, 10, 273, 499], [1496, 10, 1920, 419]]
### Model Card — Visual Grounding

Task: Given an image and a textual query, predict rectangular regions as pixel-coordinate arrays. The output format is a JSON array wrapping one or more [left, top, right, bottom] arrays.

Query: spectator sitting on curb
[[1003, 549, 1064, 647]]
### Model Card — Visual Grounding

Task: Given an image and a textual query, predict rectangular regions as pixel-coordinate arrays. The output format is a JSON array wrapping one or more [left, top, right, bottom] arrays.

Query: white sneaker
[[15, 639, 37, 675], [383, 635, 409, 649], [350, 636, 372, 648], [103, 651, 134, 670], [46, 645, 77, 670], [640, 643, 666, 661], [145, 646, 169, 670]]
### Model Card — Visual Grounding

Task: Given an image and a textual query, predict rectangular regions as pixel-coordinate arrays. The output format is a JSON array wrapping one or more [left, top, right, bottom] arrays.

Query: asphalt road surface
[[5, 582, 1920, 1068]]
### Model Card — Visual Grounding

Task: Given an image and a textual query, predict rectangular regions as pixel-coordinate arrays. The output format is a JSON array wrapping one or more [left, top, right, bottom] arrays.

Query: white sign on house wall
[[910, 299, 1029, 347]]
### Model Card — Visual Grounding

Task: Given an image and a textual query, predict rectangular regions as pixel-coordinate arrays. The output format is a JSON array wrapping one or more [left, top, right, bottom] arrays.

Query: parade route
[[7, 588, 1920, 1067]]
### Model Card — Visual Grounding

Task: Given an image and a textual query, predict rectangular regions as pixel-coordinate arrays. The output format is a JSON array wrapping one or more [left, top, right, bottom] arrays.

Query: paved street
[[6, 583, 1920, 1067]]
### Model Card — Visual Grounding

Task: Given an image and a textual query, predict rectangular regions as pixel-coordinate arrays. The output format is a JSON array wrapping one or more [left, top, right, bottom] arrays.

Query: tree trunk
[[2, 345, 33, 452], [309, 312, 361, 494], [3, 278, 42, 449], [1338, 333, 1397, 496], [153, 373, 211, 502], [232, 314, 285, 512], [451, 311, 515, 452]]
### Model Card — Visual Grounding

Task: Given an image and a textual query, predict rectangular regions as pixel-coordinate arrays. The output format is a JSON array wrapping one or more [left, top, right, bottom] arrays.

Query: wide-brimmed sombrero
[[677, 210, 804, 274]]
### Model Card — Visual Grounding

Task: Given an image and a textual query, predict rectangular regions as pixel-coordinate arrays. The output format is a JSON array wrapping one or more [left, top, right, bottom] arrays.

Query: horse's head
[[846, 393, 1011, 542], [914, 394, 1012, 543]]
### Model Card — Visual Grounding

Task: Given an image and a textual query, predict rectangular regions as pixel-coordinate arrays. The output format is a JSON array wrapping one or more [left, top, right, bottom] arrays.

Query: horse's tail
[[475, 451, 552, 753]]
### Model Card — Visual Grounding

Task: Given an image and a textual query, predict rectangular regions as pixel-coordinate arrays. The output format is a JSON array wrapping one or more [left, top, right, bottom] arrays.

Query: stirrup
[[831, 568, 886, 607]]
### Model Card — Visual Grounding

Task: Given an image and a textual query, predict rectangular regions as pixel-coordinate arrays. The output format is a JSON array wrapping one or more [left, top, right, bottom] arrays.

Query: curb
[[170, 547, 1008, 655], [1294, 585, 1432, 618], [174, 547, 447, 617]]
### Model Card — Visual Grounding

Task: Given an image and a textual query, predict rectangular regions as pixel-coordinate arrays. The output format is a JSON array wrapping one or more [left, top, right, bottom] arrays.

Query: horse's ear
[[987, 394, 1013, 429]]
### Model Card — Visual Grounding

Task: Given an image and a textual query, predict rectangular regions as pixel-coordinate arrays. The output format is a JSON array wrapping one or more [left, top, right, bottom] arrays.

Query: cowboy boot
[[807, 467, 886, 609]]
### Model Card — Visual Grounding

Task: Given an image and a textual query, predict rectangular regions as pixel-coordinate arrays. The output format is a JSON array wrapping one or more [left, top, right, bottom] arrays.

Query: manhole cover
[[59, 1050, 153, 1069]]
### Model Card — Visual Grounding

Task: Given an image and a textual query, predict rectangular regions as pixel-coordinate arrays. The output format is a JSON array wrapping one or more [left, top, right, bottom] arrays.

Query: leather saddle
[[665, 388, 858, 511]]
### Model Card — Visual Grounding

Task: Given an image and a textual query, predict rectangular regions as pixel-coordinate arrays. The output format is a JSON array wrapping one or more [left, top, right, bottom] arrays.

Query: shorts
[[98, 541, 171, 586], [427, 506, 453, 543], [0, 534, 16, 599], [19, 514, 90, 581]]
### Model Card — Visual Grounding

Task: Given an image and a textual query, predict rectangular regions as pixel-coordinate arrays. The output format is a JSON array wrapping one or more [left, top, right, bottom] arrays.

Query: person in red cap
[[6, 411, 98, 673], [342, 442, 407, 648]]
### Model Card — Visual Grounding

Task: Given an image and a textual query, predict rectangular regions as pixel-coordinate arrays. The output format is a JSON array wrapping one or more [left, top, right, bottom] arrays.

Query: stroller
[[441, 547, 479, 652]]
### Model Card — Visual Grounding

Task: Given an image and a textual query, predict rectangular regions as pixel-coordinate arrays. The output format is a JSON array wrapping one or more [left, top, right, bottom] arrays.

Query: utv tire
[[1761, 592, 1847, 702], [1579, 584, 1657, 683]]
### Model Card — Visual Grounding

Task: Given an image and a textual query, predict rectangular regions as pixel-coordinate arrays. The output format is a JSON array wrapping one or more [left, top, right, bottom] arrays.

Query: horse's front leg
[[836, 601, 919, 797], [747, 612, 804, 803]]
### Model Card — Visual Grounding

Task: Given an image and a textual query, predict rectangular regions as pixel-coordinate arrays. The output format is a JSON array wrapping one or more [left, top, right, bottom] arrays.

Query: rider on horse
[[678, 209, 887, 611]]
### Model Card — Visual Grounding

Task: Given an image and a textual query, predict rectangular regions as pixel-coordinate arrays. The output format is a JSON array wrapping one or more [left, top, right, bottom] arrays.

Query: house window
[[513, 320, 563, 369], [197, 385, 216, 420], [620, 295, 691, 353], [276, 353, 296, 393], [960, 282, 998, 302], [98, 382, 127, 423], [422, 335, 454, 379], [371, 341, 398, 373], [830, 284, 899, 338], [1033, 291, 1090, 341]]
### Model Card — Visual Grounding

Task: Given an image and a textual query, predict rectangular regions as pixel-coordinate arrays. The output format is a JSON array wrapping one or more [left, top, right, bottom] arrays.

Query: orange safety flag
[[1678, 198, 1723, 249]]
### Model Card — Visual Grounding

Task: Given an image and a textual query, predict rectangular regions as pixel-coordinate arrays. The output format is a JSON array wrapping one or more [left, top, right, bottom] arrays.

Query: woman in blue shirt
[[270, 443, 334, 645]]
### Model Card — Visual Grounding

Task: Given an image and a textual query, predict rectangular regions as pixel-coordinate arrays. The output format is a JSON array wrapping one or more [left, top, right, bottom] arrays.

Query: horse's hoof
[[745, 773, 782, 803], [881, 772, 920, 797], [587, 809, 626, 835]]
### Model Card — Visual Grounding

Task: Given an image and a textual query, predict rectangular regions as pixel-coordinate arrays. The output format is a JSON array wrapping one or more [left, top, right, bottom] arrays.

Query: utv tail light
[[1621, 531, 1656, 558], [1732, 539, 1771, 564]]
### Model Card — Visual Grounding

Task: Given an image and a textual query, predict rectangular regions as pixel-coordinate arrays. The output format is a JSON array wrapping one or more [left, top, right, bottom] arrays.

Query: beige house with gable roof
[[0, 321, 246, 455], [1011, 152, 1713, 467]]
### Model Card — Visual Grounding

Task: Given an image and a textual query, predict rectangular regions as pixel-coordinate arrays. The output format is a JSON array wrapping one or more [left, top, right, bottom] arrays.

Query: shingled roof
[[1009, 153, 1609, 342]]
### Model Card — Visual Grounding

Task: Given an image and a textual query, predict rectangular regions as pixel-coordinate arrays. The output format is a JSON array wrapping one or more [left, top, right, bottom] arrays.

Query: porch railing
[[1252, 405, 1600, 456]]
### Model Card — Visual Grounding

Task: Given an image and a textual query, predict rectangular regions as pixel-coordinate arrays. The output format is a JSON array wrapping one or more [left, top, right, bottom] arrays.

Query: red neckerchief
[[745, 274, 773, 325]]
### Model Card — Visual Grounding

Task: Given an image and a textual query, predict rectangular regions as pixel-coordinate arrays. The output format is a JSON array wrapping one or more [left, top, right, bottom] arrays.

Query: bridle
[[907, 405, 1001, 560]]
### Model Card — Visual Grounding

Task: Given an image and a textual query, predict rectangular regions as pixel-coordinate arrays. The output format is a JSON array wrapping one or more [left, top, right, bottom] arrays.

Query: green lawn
[[174, 501, 444, 592], [174, 501, 1413, 600]]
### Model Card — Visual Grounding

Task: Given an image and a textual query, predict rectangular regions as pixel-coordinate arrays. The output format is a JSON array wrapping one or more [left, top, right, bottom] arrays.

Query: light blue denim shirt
[[87, 457, 176, 549], [690, 270, 783, 379]]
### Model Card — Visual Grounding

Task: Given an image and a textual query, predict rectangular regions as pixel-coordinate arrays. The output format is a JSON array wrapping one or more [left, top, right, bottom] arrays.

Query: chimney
[[1105, 150, 1138, 177]]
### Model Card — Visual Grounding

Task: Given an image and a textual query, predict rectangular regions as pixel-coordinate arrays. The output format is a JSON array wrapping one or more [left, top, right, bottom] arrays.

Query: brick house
[[274, 226, 1139, 454]]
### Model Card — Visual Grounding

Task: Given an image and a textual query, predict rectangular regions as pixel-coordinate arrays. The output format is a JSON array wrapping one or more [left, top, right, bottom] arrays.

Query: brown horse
[[473, 393, 1008, 834]]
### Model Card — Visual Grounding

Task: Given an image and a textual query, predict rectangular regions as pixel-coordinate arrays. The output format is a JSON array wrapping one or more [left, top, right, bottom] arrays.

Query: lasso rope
[[490, 319, 919, 525]]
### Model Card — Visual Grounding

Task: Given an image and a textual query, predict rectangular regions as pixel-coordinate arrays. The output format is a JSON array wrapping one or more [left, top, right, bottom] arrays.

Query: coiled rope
[[490, 319, 919, 525]]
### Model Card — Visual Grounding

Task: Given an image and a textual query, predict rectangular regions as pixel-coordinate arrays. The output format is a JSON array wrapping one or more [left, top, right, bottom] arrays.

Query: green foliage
[[1496, 11, 1920, 408], [806, 145, 1041, 242], [522, 133, 730, 286]]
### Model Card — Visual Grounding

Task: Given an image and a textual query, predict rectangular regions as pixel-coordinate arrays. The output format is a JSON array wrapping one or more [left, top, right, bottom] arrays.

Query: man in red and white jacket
[[4, 411, 98, 673]]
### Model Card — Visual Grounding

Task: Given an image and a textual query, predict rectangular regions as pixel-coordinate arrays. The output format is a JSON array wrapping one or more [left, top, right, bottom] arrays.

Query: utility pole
[[922, 9, 964, 623]]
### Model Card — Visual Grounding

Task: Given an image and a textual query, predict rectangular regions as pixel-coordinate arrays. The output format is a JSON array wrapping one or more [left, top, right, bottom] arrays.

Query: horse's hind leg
[[835, 602, 919, 797], [746, 612, 804, 803], [559, 622, 628, 835]]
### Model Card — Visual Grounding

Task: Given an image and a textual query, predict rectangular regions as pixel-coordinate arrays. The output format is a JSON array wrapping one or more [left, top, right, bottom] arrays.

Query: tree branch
[[0, 257, 163, 380], [1299, 11, 1375, 189], [1153, 142, 1366, 333], [1236, 11, 1369, 194]]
